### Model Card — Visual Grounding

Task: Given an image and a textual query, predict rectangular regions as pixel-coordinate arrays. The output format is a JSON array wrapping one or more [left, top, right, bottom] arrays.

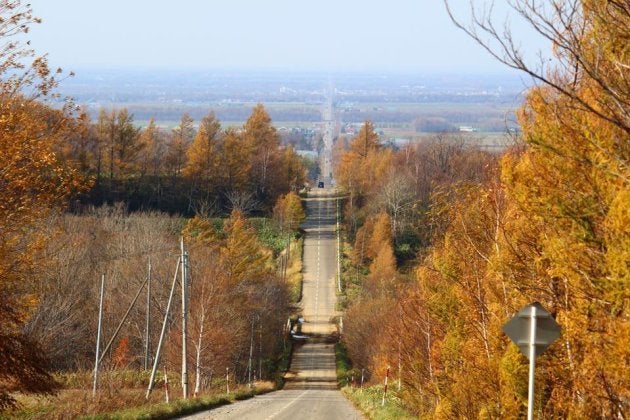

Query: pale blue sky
[[26, 0, 549, 74]]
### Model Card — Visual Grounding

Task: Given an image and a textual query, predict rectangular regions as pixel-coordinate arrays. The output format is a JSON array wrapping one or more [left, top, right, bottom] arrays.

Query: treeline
[[59, 103, 306, 215], [337, 2, 628, 418], [337, 108, 517, 132], [117, 106, 323, 125]]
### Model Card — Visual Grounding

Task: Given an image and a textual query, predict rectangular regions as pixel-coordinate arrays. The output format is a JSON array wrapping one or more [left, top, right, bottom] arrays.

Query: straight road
[[182, 189, 363, 420]]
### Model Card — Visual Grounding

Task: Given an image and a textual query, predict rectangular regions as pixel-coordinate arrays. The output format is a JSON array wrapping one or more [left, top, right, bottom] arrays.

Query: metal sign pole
[[503, 302, 561, 420], [528, 305, 537, 420]]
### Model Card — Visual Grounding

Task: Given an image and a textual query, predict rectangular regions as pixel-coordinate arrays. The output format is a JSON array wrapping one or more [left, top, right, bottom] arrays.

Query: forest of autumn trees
[[60, 103, 307, 215], [338, 1, 628, 418]]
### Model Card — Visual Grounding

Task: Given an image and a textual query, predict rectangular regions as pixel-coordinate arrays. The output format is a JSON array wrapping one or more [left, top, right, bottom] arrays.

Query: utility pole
[[258, 316, 262, 380], [248, 316, 254, 388], [181, 238, 189, 399], [226, 367, 230, 395], [144, 258, 151, 370], [398, 339, 402, 391], [146, 258, 180, 399], [163, 365, 170, 403], [286, 230, 291, 261], [93, 274, 105, 397], [336, 197, 341, 292]]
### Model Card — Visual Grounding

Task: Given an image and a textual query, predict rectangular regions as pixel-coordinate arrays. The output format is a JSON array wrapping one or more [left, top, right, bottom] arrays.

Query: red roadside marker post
[[381, 366, 390, 406]]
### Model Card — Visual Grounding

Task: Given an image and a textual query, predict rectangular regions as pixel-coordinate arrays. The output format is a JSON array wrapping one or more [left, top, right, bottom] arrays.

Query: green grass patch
[[335, 342, 351, 388], [335, 334, 413, 418], [250, 218, 288, 255], [286, 237, 304, 303], [342, 385, 416, 420]]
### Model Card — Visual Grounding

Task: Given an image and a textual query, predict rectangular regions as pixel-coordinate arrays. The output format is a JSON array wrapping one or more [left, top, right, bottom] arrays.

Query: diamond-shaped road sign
[[502, 302, 561, 360]]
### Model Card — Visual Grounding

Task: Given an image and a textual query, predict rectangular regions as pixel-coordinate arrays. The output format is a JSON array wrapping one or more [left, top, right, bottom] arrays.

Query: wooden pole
[[92, 274, 105, 397], [181, 238, 188, 399], [144, 258, 151, 370]]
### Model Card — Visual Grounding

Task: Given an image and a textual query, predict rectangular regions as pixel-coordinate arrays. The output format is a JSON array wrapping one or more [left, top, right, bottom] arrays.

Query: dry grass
[[7, 374, 275, 419], [9, 388, 163, 419]]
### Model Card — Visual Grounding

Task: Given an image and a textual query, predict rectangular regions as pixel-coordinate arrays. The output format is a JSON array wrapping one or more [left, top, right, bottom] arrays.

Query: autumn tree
[[337, 121, 382, 200], [364, 240, 397, 297], [184, 111, 221, 182], [167, 112, 195, 175], [182, 235, 236, 396], [57, 107, 98, 174], [95, 107, 142, 181], [279, 144, 306, 192], [138, 117, 165, 177], [0, 99, 77, 409], [375, 170, 417, 243], [220, 210, 271, 285], [218, 128, 250, 194], [272, 191, 306, 233], [343, 297, 396, 381], [0, 0, 83, 408], [243, 104, 281, 203], [95, 108, 116, 184], [114, 108, 142, 176], [336, 121, 392, 233]]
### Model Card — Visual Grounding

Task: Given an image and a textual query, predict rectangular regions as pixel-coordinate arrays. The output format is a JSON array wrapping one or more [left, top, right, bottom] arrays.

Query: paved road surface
[[182, 189, 363, 420]]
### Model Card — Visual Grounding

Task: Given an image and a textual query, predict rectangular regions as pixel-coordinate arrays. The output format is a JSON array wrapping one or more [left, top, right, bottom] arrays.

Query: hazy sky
[[26, 0, 549, 74]]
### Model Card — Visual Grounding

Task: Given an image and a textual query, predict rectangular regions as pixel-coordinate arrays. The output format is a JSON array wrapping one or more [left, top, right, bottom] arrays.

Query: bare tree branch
[[443, 0, 630, 134]]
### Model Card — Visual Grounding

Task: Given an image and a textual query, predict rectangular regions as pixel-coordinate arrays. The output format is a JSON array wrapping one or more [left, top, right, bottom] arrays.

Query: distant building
[[459, 126, 476, 132]]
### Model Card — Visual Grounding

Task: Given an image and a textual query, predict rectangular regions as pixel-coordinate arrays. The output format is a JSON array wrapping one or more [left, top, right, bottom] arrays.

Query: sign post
[[502, 302, 561, 420]]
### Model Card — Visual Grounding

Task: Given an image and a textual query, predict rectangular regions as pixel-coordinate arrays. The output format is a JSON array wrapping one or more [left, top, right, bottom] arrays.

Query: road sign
[[502, 302, 561, 420], [502, 302, 561, 359]]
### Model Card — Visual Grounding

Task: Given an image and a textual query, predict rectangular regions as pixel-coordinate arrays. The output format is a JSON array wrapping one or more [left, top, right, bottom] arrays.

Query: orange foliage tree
[[272, 191, 306, 233], [243, 104, 282, 203], [336, 121, 392, 232], [0, 0, 85, 409]]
